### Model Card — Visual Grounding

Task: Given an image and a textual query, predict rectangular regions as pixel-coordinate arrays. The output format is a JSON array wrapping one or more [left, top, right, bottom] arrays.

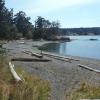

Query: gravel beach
[[3, 40, 100, 100]]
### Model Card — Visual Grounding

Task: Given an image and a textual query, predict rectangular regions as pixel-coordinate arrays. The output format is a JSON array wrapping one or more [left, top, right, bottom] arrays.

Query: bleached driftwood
[[31, 51, 43, 58], [42, 52, 69, 62], [22, 50, 31, 55], [42, 52, 79, 61], [48, 55, 69, 62], [9, 62, 21, 82], [78, 64, 100, 73], [22, 50, 43, 58]]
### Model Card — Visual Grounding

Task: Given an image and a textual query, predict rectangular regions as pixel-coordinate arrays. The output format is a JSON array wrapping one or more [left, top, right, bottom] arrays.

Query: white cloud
[[24, 0, 98, 15]]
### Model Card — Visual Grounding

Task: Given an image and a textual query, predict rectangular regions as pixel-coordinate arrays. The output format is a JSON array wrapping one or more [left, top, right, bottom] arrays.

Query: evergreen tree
[[0, 0, 17, 39], [14, 11, 34, 39], [34, 16, 60, 40]]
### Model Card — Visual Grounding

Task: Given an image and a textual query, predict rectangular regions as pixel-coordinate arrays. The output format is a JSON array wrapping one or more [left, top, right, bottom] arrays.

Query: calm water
[[40, 36, 100, 59]]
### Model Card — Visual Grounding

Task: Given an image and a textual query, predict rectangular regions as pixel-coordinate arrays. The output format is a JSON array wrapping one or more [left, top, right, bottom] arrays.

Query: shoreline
[[2, 39, 100, 60], [3, 40, 100, 100]]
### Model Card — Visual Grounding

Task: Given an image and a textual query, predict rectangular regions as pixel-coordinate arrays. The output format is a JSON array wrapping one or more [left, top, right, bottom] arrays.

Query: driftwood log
[[23, 50, 43, 58], [31, 52, 43, 58], [42, 52, 79, 61], [78, 64, 100, 73], [11, 58, 51, 62], [43, 54, 69, 62], [22, 51, 31, 54], [9, 62, 21, 82]]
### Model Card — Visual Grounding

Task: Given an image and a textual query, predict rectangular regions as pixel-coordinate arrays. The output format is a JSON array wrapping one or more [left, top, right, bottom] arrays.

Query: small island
[[89, 38, 98, 41]]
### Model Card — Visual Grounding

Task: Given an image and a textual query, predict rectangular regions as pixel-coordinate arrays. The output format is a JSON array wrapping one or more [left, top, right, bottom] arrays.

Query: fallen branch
[[11, 58, 51, 62], [9, 62, 21, 82], [78, 64, 100, 73]]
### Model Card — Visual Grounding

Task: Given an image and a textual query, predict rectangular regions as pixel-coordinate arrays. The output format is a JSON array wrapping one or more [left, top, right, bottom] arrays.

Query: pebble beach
[[3, 40, 100, 100]]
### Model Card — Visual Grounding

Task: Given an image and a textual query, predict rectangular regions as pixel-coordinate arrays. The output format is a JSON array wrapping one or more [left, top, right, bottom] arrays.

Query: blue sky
[[5, 0, 100, 28]]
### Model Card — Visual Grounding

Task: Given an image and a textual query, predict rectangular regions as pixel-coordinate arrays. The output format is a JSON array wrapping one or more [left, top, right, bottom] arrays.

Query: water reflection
[[40, 36, 100, 59], [60, 42, 67, 55], [39, 43, 61, 53]]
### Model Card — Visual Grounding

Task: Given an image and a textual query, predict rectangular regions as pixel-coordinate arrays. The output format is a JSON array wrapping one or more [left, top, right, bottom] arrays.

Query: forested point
[[0, 0, 60, 40], [60, 27, 100, 35]]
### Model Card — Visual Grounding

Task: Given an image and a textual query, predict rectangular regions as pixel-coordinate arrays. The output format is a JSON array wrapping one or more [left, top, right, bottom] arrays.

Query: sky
[[5, 0, 100, 28]]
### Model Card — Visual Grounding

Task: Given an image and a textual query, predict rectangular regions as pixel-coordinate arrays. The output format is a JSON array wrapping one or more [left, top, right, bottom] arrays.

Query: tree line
[[60, 27, 100, 36], [0, 0, 60, 40]]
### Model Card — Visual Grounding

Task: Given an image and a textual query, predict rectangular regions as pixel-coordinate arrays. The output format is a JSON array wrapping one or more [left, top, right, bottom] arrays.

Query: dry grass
[[0, 55, 51, 100], [0, 55, 13, 83], [12, 67, 51, 100], [66, 81, 100, 100]]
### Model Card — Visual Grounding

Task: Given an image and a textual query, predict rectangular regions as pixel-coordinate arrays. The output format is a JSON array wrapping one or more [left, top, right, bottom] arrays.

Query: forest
[[0, 0, 60, 40]]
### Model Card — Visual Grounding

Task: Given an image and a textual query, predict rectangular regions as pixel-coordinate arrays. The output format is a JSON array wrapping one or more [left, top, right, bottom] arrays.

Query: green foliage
[[34, 16, 60, 40], [0, 0, 34, 40], [0, 0, 17, 40], [0, 0, 60, 40], [14, 11, 34, 39]]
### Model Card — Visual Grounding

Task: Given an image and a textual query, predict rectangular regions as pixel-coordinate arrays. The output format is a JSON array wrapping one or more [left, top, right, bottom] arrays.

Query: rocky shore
[[3, 40, 100, 100]]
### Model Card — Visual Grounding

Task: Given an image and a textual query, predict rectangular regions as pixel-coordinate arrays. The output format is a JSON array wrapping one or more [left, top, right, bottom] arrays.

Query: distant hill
[[59, 27, 100, 35]]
